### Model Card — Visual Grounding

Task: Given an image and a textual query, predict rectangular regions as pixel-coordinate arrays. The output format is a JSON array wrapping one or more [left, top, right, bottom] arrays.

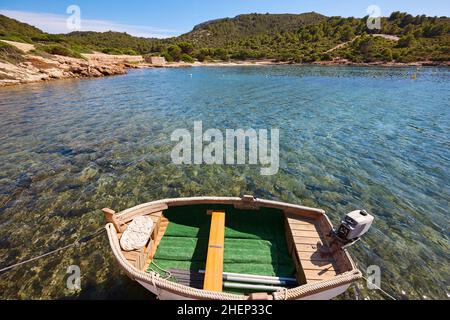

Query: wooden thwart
[[203, 210, 226, 292]]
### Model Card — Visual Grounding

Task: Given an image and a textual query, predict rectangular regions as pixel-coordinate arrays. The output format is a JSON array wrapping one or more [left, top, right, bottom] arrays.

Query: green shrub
[[212, 48, 229, 61], [162, 51, 174, 62], [167, 45, 182, 61], [320, 53, 332, 61], [0, 34, 33, 44], [397, 34, 415, 48], [230, 49, 253, 60], [122, 48, 139, 55], [101, 47, 123, 55], [180, 53, 194, 63], [70, 44, 93, 54], [381, 48, 393, 61], [177, 42, 194, 55], [40, 44, 83, 58], [195, 48, 213, 62], [0, 41, 25, 64]]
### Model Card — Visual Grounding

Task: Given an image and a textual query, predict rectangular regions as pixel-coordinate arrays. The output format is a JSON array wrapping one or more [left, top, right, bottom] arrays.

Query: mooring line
[[350, 259, 398, 300], [0, 227, 105, 274], [360, 273, 397, 300]]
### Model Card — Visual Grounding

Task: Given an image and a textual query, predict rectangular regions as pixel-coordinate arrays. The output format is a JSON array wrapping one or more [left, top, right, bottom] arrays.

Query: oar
[[199, 270, 297, 286], [223, 282, 284, 292]]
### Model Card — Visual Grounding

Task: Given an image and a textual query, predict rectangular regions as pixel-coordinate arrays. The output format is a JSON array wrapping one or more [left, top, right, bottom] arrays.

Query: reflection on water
[[0, 65, 449, 299]]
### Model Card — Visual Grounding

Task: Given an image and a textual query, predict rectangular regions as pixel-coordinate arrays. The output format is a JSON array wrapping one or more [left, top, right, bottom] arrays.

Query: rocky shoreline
[[0, 52, 134, 87], [1, 53, 448, 87]]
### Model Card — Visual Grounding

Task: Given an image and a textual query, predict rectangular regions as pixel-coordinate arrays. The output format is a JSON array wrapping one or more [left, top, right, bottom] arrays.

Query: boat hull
[[138, 280, 351, 300], [104, 196, 362, 300]]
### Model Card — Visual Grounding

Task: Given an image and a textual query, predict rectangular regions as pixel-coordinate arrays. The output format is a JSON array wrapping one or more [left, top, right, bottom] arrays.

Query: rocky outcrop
[[0, 52, 128, 87]]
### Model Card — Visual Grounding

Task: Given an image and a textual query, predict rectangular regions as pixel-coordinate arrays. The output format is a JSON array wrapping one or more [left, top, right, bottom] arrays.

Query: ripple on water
[[0, 65, 449, 299]]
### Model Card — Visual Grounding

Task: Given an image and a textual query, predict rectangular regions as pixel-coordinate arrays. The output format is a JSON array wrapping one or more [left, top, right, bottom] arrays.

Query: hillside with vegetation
[[0, 11, 449, 65]]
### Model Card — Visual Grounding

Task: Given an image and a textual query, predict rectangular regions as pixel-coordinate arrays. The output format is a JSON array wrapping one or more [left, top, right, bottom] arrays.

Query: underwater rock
[[305, 184, 323, 192], [36, 145, 74, 156], [79, 167, 98, 182], [52, 207, 91, 218], [16, 173, 32, 188], [0, 235, 11, 249]]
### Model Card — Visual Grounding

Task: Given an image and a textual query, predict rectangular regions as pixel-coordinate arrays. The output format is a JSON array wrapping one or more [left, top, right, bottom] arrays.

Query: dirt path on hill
[[0, 40, 36, 52], [325, 34, 400, 53]]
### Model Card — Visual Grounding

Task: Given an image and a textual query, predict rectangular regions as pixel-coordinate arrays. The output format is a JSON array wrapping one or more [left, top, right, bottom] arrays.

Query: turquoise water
[[0, 65, 448, 299]]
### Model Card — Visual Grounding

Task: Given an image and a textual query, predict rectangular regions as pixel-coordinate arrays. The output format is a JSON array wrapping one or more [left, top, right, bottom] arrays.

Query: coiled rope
[[0, 227, 105, 274]]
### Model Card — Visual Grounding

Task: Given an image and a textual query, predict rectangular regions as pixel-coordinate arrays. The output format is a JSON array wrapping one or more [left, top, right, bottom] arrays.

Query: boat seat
[[203, 210, 225, 292]]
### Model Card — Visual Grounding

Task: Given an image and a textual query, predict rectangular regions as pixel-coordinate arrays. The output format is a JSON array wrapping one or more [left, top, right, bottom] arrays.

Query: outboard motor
[[333, 210, 374, 248]]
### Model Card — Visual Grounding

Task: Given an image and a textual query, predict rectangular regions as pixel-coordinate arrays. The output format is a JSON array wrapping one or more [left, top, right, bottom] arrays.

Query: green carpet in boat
[[146, 204, 296, 292]]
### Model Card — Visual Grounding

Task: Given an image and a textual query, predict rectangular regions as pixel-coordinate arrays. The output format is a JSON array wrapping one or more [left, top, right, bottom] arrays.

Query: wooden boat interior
[[103, 197, 355, 295]]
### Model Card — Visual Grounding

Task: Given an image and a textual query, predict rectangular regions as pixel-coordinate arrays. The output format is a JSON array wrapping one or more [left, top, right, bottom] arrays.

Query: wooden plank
[[284, 208, 322, 219], [291, 229, 322, 238], [295, 244, 329, 253], [149, 216, 169, 260], [293, 236, 323, 245], [300, 259, 336, 271], [297, 250, 333, 262], [285, 213, 316, 222], [118, 203, 168, 224], [304, 269, 337, 281], [306, 279, 323, 284], [203, 211, 225, 292], [289, 224, 317, 231], [285, 218, 316, 226], [122, 250, 138, 261], [284, 211, 342, 284]]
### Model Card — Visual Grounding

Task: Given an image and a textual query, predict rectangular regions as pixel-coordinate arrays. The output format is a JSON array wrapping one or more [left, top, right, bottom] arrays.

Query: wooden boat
[[103, 195, 368, 300]]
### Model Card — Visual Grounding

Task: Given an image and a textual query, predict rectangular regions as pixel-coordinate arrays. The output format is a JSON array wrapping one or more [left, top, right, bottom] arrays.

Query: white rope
[[150, 271, 157, 287], [360, 274, 397, 300], [275, 287, 288, 300], [0, 227, 105, 274], [150, 261, 172, 280]]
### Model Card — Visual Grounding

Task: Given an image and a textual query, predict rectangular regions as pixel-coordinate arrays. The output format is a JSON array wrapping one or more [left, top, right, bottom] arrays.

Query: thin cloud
[[0, 9, 180, 38]]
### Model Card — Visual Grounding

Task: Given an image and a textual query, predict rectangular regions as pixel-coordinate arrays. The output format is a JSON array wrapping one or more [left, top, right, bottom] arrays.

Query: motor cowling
[[336, 210, 374, 243]]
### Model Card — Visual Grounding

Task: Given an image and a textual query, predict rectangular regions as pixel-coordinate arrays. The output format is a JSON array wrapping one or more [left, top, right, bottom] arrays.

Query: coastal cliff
[[0, 42, 140, 86]]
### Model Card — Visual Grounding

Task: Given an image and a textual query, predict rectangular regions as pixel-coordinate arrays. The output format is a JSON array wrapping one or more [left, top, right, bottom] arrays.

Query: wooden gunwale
[[103, 196, 361, 300]]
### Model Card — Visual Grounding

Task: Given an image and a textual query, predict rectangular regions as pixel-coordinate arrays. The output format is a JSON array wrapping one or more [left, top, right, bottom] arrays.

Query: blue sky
[[1, 0, 449, 38]]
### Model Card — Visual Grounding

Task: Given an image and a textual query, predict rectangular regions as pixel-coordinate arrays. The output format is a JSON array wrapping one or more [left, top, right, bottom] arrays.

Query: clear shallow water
[[0, 65, 449, 299]]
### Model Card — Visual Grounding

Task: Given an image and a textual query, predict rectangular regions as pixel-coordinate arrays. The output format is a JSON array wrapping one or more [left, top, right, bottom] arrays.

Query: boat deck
[[103, 196, 360, 300], [284, 212, 339, 283], [113, 203, 342, 292]]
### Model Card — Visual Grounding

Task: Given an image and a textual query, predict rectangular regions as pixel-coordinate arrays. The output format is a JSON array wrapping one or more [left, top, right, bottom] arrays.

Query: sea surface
[[0, 65, 448, 299]]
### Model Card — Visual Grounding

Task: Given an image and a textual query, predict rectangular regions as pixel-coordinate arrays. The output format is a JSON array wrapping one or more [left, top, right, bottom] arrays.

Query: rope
[[0, 227, 105, 274], [360, 274, 397, 300], [353, 245, 398, 300], [150, 261, 172, 280], [275, 287, 288, 300]]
